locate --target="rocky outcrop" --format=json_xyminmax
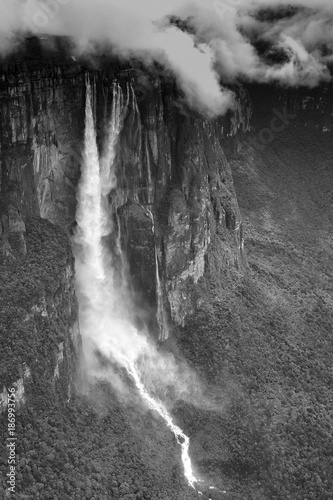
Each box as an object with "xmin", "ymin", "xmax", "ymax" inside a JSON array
[{"xmin": 0, "ymin": 366, "xmax": 30, "ymax": 413}]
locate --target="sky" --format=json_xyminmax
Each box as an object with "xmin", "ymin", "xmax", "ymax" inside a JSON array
[{"xmin": 2, "ymin": 0, "xmax": 333, "ymax": 115}]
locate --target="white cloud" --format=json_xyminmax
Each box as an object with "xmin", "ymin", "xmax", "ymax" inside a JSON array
[{"xmin": 1, "ymin": 0, "xmax": 333, "ymax": 115}]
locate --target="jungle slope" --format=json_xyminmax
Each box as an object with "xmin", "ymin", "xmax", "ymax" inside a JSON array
[
  {"xmin": 179, "ymin": 90, "xmax": 333, "ymax": 500},
  {"xmin": 0, "ymin": 218, "xmax": 199, "ymax": 500}
]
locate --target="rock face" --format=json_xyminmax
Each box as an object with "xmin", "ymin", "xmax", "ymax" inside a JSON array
[
  {"xmin": 0, "ymin": 40, "xmax": 249, "ymax": 349},
  {"xmin": 106, "ymin": 75, "xmax": 249, "ymax": 335},
  {"xmin": 0, "ymin": 42, "xmax": 82, "ymax": 402},
  {"xmin": 1, "ymin": 39, "xmax": 332, "ymax": 388},
  {"xmin": 0, "ymin": 49, "xmax": 84, "ymax": 234}
]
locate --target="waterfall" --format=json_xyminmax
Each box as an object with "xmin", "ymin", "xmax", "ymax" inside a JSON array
[
  {"xmin": 128, "ymin": 85, "xmax": 168, "ymax": 341},
  {"xmin": 146, "ymin": 208, "xmax": 169, "ymax": 341},
  {"xmin": 100, "ymin": 80, "xmax": 126, "ymax": 196},
  {"xmin": 155, "ymin": 250, "xmax": 169, "ymax": 341},
  {"xmin": 73, "ymin": 77, "xmax": 206, "ymax": 492},
  {"xmin": 145, "ymin": 133, "xmax": 154, "ymax": 204}
]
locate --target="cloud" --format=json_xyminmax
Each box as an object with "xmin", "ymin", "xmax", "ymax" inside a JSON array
[{"xmin": 1, "ymin": 0, "xmax": 333, "ymax": 115}]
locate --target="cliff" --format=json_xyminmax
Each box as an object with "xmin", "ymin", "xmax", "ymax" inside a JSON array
[
  {"xmin": 0, "ymin": 38, "xmax": 250, "ymax": 500},
  {"xmin": 0, "ymin": 38, "xmax": 249, "ymax": 361},
  {"xmin": 0, "ymin": 41, "xmax": 84, "ymax": 408},
  {"xmin": 0, "ymin": 38, "xmax": 333, "ymax": 500}
]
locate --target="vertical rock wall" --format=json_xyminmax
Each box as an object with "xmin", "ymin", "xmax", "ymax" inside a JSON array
[
  {"xmin": 0, "ymin": 44, "xmax": 249, "ymax": 399},
  {"xmin": 0, "ymin": 51, "xmax": 84, "ymax": 402},
  {"xmin": 112, "ymin": 80, "xmax": 249, "ymax": 333}
]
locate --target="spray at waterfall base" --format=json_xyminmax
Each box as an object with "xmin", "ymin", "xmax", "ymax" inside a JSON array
[{"xmin": 73, "ymin": 77, "xmax": 225, "ymax": 496}]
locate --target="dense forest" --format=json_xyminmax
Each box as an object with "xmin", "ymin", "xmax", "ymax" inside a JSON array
[{"xmin": 179, "ymin": 119, "xmax": 333, "ymax": 499}]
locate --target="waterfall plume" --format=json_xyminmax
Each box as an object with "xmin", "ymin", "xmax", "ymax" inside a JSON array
[{"xmin": 73, "ymin": 76, "xmax": 212, "ymax": 493}]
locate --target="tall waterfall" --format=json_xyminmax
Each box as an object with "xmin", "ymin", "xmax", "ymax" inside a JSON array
[{"xmin": 73, "ymin": 77, "xmax": 204, "ymax": 492}]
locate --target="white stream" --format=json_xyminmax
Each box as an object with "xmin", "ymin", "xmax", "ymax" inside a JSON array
[{"xmin": 73, "ymin": 77, "xmax": 206, "ymax": 492}]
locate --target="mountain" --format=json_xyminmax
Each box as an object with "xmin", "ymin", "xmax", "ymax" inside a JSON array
[{"xmin": 0, "ymin": 38, "xmax": 332, "ymax": 500}]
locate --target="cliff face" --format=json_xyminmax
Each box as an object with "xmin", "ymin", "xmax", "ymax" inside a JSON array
[
  {"xmin": 114, "ymin": 81, "xmax": 249, "ymax": 334},
  {"xmin": 2, "ymin": 42, "xmax": 331, "ymax": 395},
  {"xmin": 0, "ymin": 43, "xmax": 249, "ymax": 357},
  {"xmin": 0, "ymin": 42, "xmax": 332, "ymax": 389},
  {"xmin": 0, "ymin": 58, "xmax": 84, "ymax": 233},
  {"xmin": 0, "ymin": 44, "xmax": 84, "ymax": 403}
]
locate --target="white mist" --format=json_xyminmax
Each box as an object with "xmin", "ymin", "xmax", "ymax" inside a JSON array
[{"xmin": 73, "ymin": 77, "xmax": 205, "ymax": 491}]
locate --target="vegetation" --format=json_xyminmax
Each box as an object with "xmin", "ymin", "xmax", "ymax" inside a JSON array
[
  {"xmin": 0, "ymin": 217, "xmax": 199, "ymax": 500},
  {"xmin": 0, "ymin": 385, "xmax": 199, "ymax": 500},
  {"xmin": 0, "ymin": 217, "xmax": 76, "ymax": 386},
  {"xmin": 177, "ymin": 123, "xmax": 333, "ymax": 499}
]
